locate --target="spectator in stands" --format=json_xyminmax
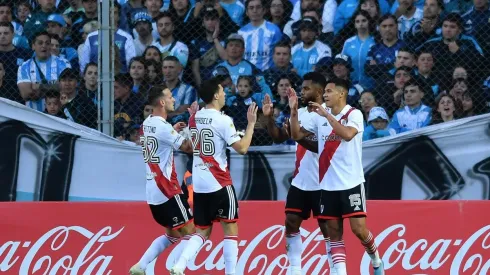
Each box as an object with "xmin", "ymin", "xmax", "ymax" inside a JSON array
[
  {"xmin": 0, "ymin": 2, "xmax": 23, "ymax": 36},
  {"xmin": 220, "ymin": 0, "xmax": 245, "ymax": 27},
  {"xmin": 190, "ymin": 6, "xmax": 227, "ymax": 86},
  {"xmin": 145, "ymin": 59, "xmax": 163, "ymax": 85},
  {"xmin": 453, "ymin": 66, "xmax": 468, "ymax": 80},
  {"xmin": 44, "ymin": 89, "xmax": 66, "ymax": 118},
  {"xmin": 291, "ymin": 0, "xmax": 338, "ymax": 36},
  {"xmin": 50, "ymin": 34, "xmax": 79, "ymax": 70},
  {"xmin": 81, "ymin": 62, "xmax": 98, "ymax": 104},
  {"xmin": 129, "ymin": 57, "xmax": 150, "ymax": 98},
  {"xmin": 390, "ymin": 78, "xmax": 432, "ymax": 133},
  {"xmin": 152, "ymin": 11, "xmax": 189, "ymax": 67},
  {"xmin": 210, "ymin": 65, "xmax": 235, "ymax": 99},
  {"xmin": 334, "ymin": 0, "xmax": 390, "ymax": 35},
  {"xmin": 59, "ymin": 68, "xmax": 97, "ymax": 128},
  {"xmin": 17, "ymin": 31, "xmax": 71, "ymax": 111},
  {"xmin": 167, "ymin": 0, "xmax": 197, "ymax": 43},
  {"xmin": 448, "ymin": 78, "xmax": 469, "ymax": 104},
  {"xmin": 418, "ymin": 13, "xmax": 484, "ymax": 83},
  {"xmin": 77, "ymin": 20, "xmax": 98, "ymax": 58},
  {"xmin": 265, "ymin": 0, "xmax": 292, "ymax": 30},
  {"xmin": 114, "ymin": 73, "xmax": 145, "ymax": 135},
  {"xmin": 15, "ymin": 1, "xmax": 32, "ymax": 25},
  {"xmin": 385, "ymin": 65, "xmax": 414, "ymax": 115},
  {"xmin": 358, "ymin": 90, "xmax": 378, "ymax": 122},
  {"xmin": 391, "ymin": 0, "xmax": 424, "ymax": 15},
  {"xmin": 274, "ymin": 75, "xmax": 293, "ymax": 106},
  {"xmin": 23, "ymin": 0, "xmax": 58, "ymax": 41},
  {"xmin": 0, "ymin": 22, "xmax": 31, "ymax": 102},
  {"xmin": 226, "ymin": 75, "xmax": 265, "ymax": 130},
  {"xmin": 143, "ymin": 45, "xmax": 164, "ymax": 63},
  {"xmin": 72, "ymin": 0, "xmax": 98, "ymax": 46},
  {"xmin": 63, "ymin": 0, "xmax": 84, "ymax": 24},
  {"xmin": 415, "ymin": 50, "xmax": 440, "ymax": 97},
  {"xmin": 365, "ymin": 15, "xmax": 405, "ymax": 80},
  {"xmin": 143, "ymin": 103, "xmax": 153, "ymax": 119},
  {"xmin": 363, "ymin": 106, "xmax": 396, "ymax": 140},
  {"xmin": 46, "ymin": 14, "xmax": 70, "ymax": 46},
  {"xmin": 263, "ymin": 41, "xmax": 302, "ymax": 94},
  {"xmin": 342, "ymin": 10, "xmax": 376, "ymax": 89},
  {"xmin": 132, "ymin": 12, "xmax": 156, "ymax": 56},
  {"xmin": 120, "ymin": 0, "xmax": 146, "ymax": 33},
  {"xmin": 462, "ymin": 90, "xmax": 488, "ymax": 117},
  {"xmin": 393, "ymin": 0, "xmax": 423, "ymax": 39},
  {"xmin": 291, "ymin": 16, "xmax": 332, "ymax": 77},
  {"xmin": 463, "ymin": 0, "xmax": 490, "ymax": 62},
  {"xmin": 162, "ymin": 56, "xmax": 196, "ymax": 123},
  {"xmin": 283, "ymin": 8, "xmax": 319, "ymax": 44},
  {"xmin": 80, "ymin": 2, "xmax": 136, "ymax": 73},
  {"xmin": 331, "ymin": 54, "xmax": 365, "ymax": 106},
  {"xmin": 238, "ymin": 0, "xmax": 282, "ymax": 71},
  {"xmin": 431, "ymin": 93, "xmax": 457, "ymax": 124},
  {"xmin": 404, "ymin": 0, "xmax": 444, "ymax": 50}
]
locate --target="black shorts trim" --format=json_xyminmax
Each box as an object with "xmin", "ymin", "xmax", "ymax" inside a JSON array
[{"xmin": 285, "ymin": 185, "xmax": 322, "ymax": 220}]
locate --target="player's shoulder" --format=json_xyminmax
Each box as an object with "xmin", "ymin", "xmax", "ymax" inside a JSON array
[
  {"xmin": 143, "ymin": 115, "xmax": 171, "ymax": 129},
  {"xmin": 347, "ymin": 106, "xmax": 363, "ymax": 118}
]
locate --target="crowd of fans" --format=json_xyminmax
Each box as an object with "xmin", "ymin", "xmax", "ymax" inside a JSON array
[{"xmin": 0, "ymin": 0, "xmax": 489, "ymax": 144}]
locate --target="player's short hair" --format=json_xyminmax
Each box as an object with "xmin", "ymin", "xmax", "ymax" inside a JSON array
[
  {"xmin": 328, "ymin": 77, "xmax": 350, "ymax": 92},
  {"xmin": 304, "ymin": 72, "xmax": 327, "ymax": 89},
  {"xmin": 199, "ymin": 78, "xmax": 221, "ymax": 104},
  {"xmin": 0, "ymin": 22, "xmax": 13, "ymax": 33},
  {"xmin": 114, "ymin": 73, "xmax": 133, "ymax": 88},
  {"xmin": 155, "ymin": 11, "xmax": 174, "ymax": 24},
  {"xmin": 148, "ymin": 85, "xmax": 170, "ymax": 106}
]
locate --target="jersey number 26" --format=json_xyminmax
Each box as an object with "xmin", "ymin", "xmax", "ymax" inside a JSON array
[{"xmin": 190, "ymin": 128, "xmax": 215, "ymax": 156}]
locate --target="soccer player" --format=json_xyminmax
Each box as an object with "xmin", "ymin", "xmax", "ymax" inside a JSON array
[
  {"xmin": 289, "ymin": 78, "xmax": 385, "ymax": 275},
  {"xmin": 129, "ymin": 85, "xmax": 197, "ymax": 275},
  {"xmin": 170, "ymin": 79, "xmax": 258, "ymax": 275},
  {"xmin": 261, "ymin": 72, "xmax": 336, "ymax": 275}
]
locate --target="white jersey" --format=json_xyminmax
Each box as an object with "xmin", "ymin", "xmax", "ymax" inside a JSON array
[
  {"xmin": 292, "ymin": 107, "xmax": 320, "ymax": 191},
  {"xmin": 189, "ymin": 109, "xmax": 241, "ymax": 193},
  {"xmin": 142, "ymin": 115, "xmax": 185, "ymax": 205},
  {"xmin": 302, "ymin": 105, "xmax": 365, "ymax": 191}
]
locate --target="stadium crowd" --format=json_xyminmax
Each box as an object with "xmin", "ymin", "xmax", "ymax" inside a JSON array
[{"xmin": 0, "ymin": 0, "xmax": 489, "ymax": 144}]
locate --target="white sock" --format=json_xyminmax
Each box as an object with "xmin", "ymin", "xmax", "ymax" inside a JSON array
[
  {"xmin": 325, "ymin": 237, "xmax": 335, "ymax": 274},
  {"xmin": 370, "ymin": 250, "xmax": 382, "ymax": 267},
  {"xmin": 223, "ymin": 236, "xmax": 238, "ymax": 275},
  {"xmin": 138, "ymin": 234, "xmax": 178, "ymax": 269},
  {"xmin": 173, "ymin": 233, "xmax": 205, "ymax": 270},
  {"xmin": 286, "ymin": 232, "xmax": 302, "ymax": 271},
  {"xmin": 334, "ymin": 262, "xmax": 347, "ymax": 275},
  {"xmin": 171, "ymin": 236, "xmax": 190, "ymax": 265}
]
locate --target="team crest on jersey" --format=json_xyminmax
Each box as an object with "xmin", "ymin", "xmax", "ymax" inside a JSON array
[{"xmin": 340, "ymin": 119, "xmax": 347, "ymax": 125}]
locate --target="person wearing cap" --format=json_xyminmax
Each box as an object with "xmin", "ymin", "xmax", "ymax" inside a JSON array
[
  {"xmin": 291, "ymin": 16, "xmax": 332, "ymax": 77},
  {"xmin": 389, "ymin": 77, "xmax": 432, "ymax": 133},
  {"xmin": 417, "ymin": 13, "xmax": 484, "ymax": 83},
  {"xmin": 331, "ymin": 54, "xmax": 366, "ymax": 106},
  {"xmin": 190, "ymin": 6, "xmax": 227, "ymax": 86},
  {"xmin": 59, "ymin": 68, "xmax": 98, "ymax": 129},
  {"xmin": 215, "ymin": 33, "xmax": 272, "ymax": 96},
  {"xmin": 119, "ymin": 0, "xmax": 147, "ymax": 33},
  {"xmin": 238, "ymin": 0, "xmax": 282, "ymax": 71},
  {"xmin": 404, "ymin": 0, "xmax": 444, "ymax": 50},
  {"xmin": 341, "ymin": 10, "xmax": 376, "ymax": 89},
  {"xmin": 80, "ymin": 2, "xmax": 136, "ymax": 74},
  {"xmin": 23, "ymin": 0, "xmax": 58, "ymax": 41},
  {"xmin": 151, "ymin": 11, "xmax": 189, "ymax": 68},
  {"xmin": 362, "ymin": 106, "xmax": 396, "ymax": 141},
  {"xmin": 46, "ymin": 14, "xmax": 68, "ymax": 41},
  {"xmin": 132, "ymin": 12, "xmax": 156, "ymax": 56}
]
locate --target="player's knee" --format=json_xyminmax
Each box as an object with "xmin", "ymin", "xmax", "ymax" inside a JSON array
[
  {"xmin": 178, "ymin": 223, "xmax": 195, "ymax": 236},
  {"xmin": 350, "ymin": 223, "xmax": 366, "ymax": 239},
  {"xmin": 285, "ymin": 214, "xmax": 301, "ymax": 234},
  {"xmin": 317, "ymin": 220, "xmax": 329, "ymax": 237}
]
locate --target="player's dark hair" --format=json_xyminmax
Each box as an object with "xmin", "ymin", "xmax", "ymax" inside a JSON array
[
  {"xmin": 148, "ymin": 85, "xmax": 169, "ymax": 106},
  {"xmin": 199, "ymin": 78, "xmax": 221, "ymax": 104},
  {"xmin": 304, "ymin": 72, "xmax": 327, "ymax": 89},
  {"xmin": 114, "ymin": 73, "xmax": 133, "ymax": 88},
  {"xmin": 31, "ymin": 31, "xmax": 50, "ymax": 46},
  {"xmin": 155, "ymin": 11, "xmax": 174, "ymax": 24},
  {"xmin": 329, "ymin": 77, "xmax": 350, "ymax": 92},
  {"xmin": 0, "ymin": 22, "xmax": 14, "ymax": 33}
]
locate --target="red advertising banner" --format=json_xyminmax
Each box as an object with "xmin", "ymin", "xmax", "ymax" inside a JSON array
[{"xmin": 0, "ymin": 201, "xmax": 489, "ymax": 275}]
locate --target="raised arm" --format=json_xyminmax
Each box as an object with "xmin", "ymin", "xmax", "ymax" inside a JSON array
[
  {"xmin": 309, "ymin": 102, "xmax": 359, "ymax": 141},
  {"xmin": 231, "ymin": 103, "xmax": 258, "ymax": 154},
  {"xmin": 262, "ymin": 94, "xmax": 289, "ymax": 143},
  {"xmin": 288, "ymin": 88, "xmax": 313, "ymax": 141}
]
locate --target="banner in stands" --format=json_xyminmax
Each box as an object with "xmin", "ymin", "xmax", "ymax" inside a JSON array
[
  {"xmin": 1, "ymin": 98, "xmax": 490, "ymax": 201},
  {"xmin": 0, "ymin": 201, "xmax": 489, "ymax": 275}
]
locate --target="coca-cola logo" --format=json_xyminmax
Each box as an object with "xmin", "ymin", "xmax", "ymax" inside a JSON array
[{"xmin": 0, "ymin": 226, "xmax": 124, "ymax": 274}]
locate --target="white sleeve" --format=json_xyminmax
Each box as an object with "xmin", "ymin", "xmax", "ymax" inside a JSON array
[
  {"xmin": 79, "ymin": 35, "xmax": 92, "ymax": 73},
  {"xmin": 221, "ymin": 115, "xmax": 241, "ymax": 146},
  {"xmin": 156, "ymin": 121, "xmax": 185, "ymax": 150},
  {"xmin": 322, "ymin": 0, "xmax": 338, "ymax": 33},
  {"xmin": 346, "ymin": 109, "xmax": 364, "ymax": 133},
  {"xmin": 291, "ymin": 1, "xmax": 301, "ymax": 21},
  {"xmin": 124, "ymin": 35, "xmax": 137, "ymax": 65},
  {"xmin": 300, "ymin": 113, "xmax": 318, "ymax": 136}
]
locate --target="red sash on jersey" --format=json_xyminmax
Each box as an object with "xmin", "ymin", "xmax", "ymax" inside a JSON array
[
  {"xmin": 293, "ymin": 145, "xmax": 307, "ymax": 178},
  {"xmin": 147, "ymin": 157, "xmax": 182, "ymax": 198},
  {"xmin": 318, "ymin": 107, "xmax": 356, "ymax": 182}
]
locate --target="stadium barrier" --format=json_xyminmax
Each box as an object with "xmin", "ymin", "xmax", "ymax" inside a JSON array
[{"xmin": 0, "ymin": 201, "xmax": 489, "ymax": 274}]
